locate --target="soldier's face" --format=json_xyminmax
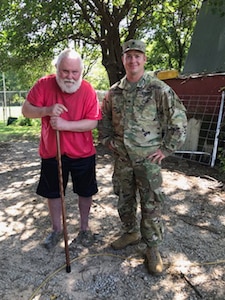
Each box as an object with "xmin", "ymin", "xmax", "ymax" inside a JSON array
[{"xmin": 122, "ymin": 50, "xmax": 146, "ymax": 76}]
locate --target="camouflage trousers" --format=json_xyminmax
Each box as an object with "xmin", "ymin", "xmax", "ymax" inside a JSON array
[{"xmin": 112, "ymin": 156, "xmax": 166, "ymax": 247}]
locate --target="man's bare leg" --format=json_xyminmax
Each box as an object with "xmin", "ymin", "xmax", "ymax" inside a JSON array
[
  {"xmin": 47, "ymin": 198, "xmax": 62, "ymax": 232},
  {"xmin": 78, "ymin": 196, "xmax": 92, "ymax": 231}
]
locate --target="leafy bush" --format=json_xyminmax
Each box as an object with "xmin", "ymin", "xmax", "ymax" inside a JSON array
[
  {"xmin": 12, "ymin": 94, "xmax": 26, "ymax": 105},
  {"xmin": 16, "ymin": 116, "xmax": 41, "ymax": 127},
  {"xmin": 217, "ymin": 147, "xmax": 225, "ymax": 174},
  {"xmin": 92, "ymin": 128, "xmax": 99, "ymax": 145}
]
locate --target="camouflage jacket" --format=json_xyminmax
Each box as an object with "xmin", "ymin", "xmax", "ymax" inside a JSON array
[{"xmin": 100, "ymin": 72, "xmax": 187, "ymax": 160}]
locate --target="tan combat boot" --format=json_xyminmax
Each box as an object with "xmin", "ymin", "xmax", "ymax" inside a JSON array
[
  {"xmin": 111, "ymin": 232, "xmax": 140, "ymax": 250},
  {"xmin": 146, "ymin": 246, "xmax": 163, "ymax": 275}
]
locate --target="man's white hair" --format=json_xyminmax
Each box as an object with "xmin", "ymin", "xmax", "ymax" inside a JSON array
[{"xmin": 55, "ymin": 48, "xmax": 84, "ymax": 71}]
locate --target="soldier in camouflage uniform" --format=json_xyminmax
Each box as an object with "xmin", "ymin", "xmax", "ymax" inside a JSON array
[{"xmin": 100, "ymin": 39, "xmax": 187, "ymax": 275}]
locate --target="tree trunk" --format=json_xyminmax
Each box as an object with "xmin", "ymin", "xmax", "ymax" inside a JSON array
[{"xmin": 100, "ymin": 29, "xmax": 126, "ymax": 86}]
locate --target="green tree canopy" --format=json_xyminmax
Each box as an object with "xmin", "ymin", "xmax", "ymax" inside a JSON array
[
  {"xmin": 1, "ymin": 0, "xmax": 158, "ymax": 85},
  {"xmin": 145, "ymin": 0, "xmax": 202, "ymax": 71},
  {"xmin": 0, "ymin": 0, "xmax": 219, "ymax": 89}
]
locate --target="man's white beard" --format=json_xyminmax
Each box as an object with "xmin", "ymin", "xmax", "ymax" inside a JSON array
[{"xmin": 56, "ymin": 74, "xmax": 82, "ymax": 94}]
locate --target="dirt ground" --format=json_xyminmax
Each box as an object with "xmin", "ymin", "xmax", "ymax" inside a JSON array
[{"xmin": 0, "ymin": 139, "xmax": 225, "ymax": 300}]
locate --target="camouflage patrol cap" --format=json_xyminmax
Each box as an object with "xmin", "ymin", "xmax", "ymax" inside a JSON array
[{"xmin": 122, "ymin": 39, "xmax": 146, "ymax": 54}]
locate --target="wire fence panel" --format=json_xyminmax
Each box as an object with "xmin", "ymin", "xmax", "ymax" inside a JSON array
[{"xmin": 175, "ymin": 93, "xmax": 225, "ymax": 166}]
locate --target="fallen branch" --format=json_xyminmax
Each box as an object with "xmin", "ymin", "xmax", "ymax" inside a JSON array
[
  {"xmin": 180, "ymin": 272, "xmax": 203, "ymax": 298},
  {"xmin": 178, "ymin": 215, "xmax": 222, "ymax": 235}
]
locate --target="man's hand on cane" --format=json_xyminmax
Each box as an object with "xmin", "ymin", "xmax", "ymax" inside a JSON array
[{"xmin": 50, "ymin": 104, "xmax": 68, "ymax": 131}]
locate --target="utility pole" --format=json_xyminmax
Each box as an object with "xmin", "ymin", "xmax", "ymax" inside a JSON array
[{"xmin": 2, "ymin": 72, "xmax": 7, "ymax": 123}]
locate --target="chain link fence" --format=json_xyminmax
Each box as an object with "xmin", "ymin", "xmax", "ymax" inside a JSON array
[{"xmin": 0, "ymin": 91, "xmax": 28, "ymax": 123}]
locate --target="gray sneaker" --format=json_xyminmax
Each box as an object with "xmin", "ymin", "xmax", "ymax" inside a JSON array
[
  {"xmin": 71, "ymin": 230, "xmax": 95, "ymax": 248},
  {"xmin": 43, "ymin": 231, "xmax": 63, "ymax": 250}
]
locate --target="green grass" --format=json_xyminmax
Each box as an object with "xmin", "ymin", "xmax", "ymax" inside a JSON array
[
  {"xmin": 0, "ymin": 119, "xmax": 99, "ymax": 143},
  {"xmin": 0, "ymin": 120, "xmax": 40, "ymax": 142}
]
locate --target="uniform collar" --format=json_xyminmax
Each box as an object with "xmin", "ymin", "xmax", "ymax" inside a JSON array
[{"xmin": 117, "ymin": 72, "xmax": 148, "ymax": 90}]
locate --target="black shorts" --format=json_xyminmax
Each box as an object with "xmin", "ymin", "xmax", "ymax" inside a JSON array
[{"xmin": 36, "ymin": 155, "xmax": 98, "ymax": 198}]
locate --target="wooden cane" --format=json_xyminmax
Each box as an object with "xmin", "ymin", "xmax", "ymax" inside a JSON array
[{"xmin": 56, "ymin": 130, "xmax": 71, "ymax": 273}]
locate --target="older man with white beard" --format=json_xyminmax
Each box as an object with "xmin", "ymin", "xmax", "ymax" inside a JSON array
[{"xmin": 22, "ymin": 49, "xmax": 102, "ymax": 250}]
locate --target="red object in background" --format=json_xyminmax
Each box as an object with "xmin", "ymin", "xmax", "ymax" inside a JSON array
[
  {"xmin": 164, "ymin": 73, "xmax": 225, "ymax": 96},
  {"xmin": 164, "ymin": 74, "xmax": 225, "ymax": 115}
]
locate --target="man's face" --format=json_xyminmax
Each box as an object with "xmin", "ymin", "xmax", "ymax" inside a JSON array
[
  {"xmin": 122, "ymin": 50, "xmax": 146, "ymax": 77},
  {"xmin": 56, "ymin": 57, "xmax": 82, "ymax": 93}
]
